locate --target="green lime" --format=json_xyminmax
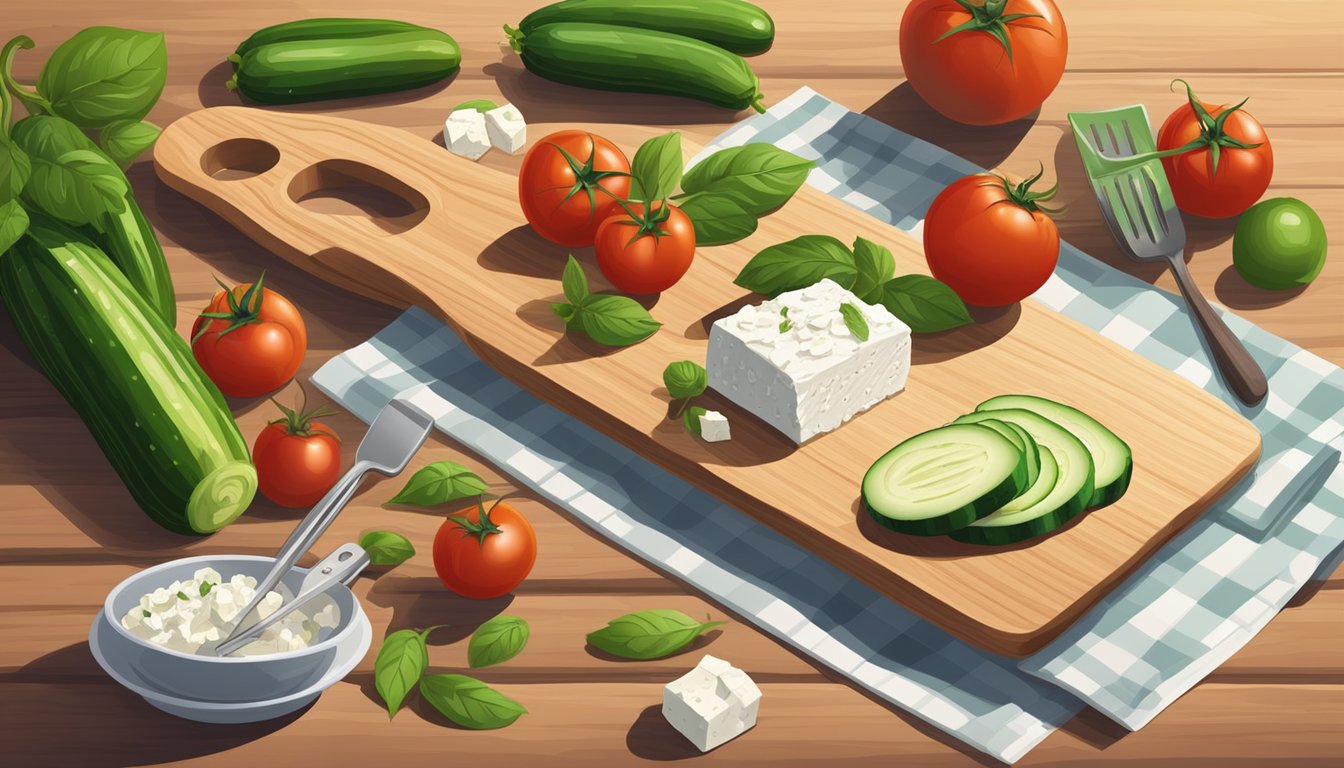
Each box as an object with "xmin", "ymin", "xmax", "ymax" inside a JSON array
[{"xmin": 1232, "ymin": 198, "xmax": 1327, "ymax": 290}]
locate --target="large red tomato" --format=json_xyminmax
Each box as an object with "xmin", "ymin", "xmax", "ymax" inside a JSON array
[
  {"xmin": 923, "ymin": 171, "xmax": 1060, "ymax": 306},
  {"xmin": 519, "ymin": 130, "xmax": 632, "ymax": 247},
  {"xmin": 191, "ymin": 274, "xmax": 307, "ymax": 398},
  {"xmin": 900, "ymin": 0, "xmax": 1068, "ymax": 125},
  {"xmin": 1157, "ymin": 81, "xmax": 1273, "ymax": 219},
  {"xmin": 433, "ymin": 500, "xmax": 537, "ymax": 599},
  {"xmin": 594, "ymin": 202, "xmax": 696, "ymax": 294},
  {"xmin": 253, "ymin": 387, "xmax": 341, "ymax": 508}
]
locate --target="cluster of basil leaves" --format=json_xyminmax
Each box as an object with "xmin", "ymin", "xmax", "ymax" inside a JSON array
[{"xmin": 0, "ymin": 28, "xmax": 167, "ymax": 254}]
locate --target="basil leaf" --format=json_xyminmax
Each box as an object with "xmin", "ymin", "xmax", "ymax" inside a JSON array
[
  {"xmin": 838, "ymin": 302, "xmax": 870, "ymax": 341},
  {"xmin": 12, "ymin": 116, "xmax": 127, "ymax": 226},
  {"xmin": 98, "ymin": 119, "xmax": 160, "ymax": 169},
  {"xmin": 176, "ymin": 591, "xmax": 189, "ymax": 600},
  {"xmin": 586, "ymin": 609, "xmax": 724, "ymax": 660},
  {"xmin": 359, "ymin": 530, "xmax": 416, "ymax": 566},
  {"xmin": 662, "ymin": 361, "xmax": 707, "ymax": 400},
  {"xmin": 733, "ymin": 235, "xmax": 856, "ymax": 297},
  {"xmin": 682, "ymin": 406, "xmax": 707, "ymax": 437},
  {"xmin": 561, "ymin": 253, "xmax": 588, "ymax": 305},
  {"xmin": 198, "ymin": 581, "xmax": 214, "ymax": 597},
  {"xmin": 452, "ymin": 99, "xmax": 497, "ymax": 113},
  {"xmin": 387, "ymin": 461, "xmax": 489, "ymax": 507},
  {"xmin": 467, "ymin": 615, "xmax": 530, "ymax": 669},
  {"xmin": 0, "ymin": 200, "xmax": 30, "ymax": 253},
  {"xmin": 851, "ymin": 237, "xmax": 895, "ymax": 304},
  {"xmin": 576, "ymin": 294, "xmax": 661, "ymax": 346},
  {"xmin": 0, "ymin": 137, "xmax": 32, "ymax": 201},
  {"xmin": 678, "ymin": 193, "xmax": 757, "ymax": 246},
  {"xmin": 418, "ymin": 674, "xmax": 527, "ymax": 730},
  {"xmin": 629, "ymin": 131, "xmax": 683, "ymax": 203},
  {"xmin": 374, "ymin": 628, "xmax": 428, "ymax": 719},
  {"xmin": 679, "ymin": 144, "xmax": 813, "ymax": 215},
  {"xmin": 39, "ymin": 27, "xmax": 167, "ymax": 128},
  {"xmin": 880, "ymin": 275, "xmax": 973, "ymax": 333}
]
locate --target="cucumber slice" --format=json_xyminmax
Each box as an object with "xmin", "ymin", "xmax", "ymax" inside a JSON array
[
  {"xmin": 949, "ymin": 410, "xmax": 1094, "ymax": 545},
  {"xmin": 977, "ymin": 395, "xmax": 1132, "ymax": 507},
  {"xmin": 863, "ymin": 424, "xmax": 1030, "ymax": 536},
  {"xmin": 950, "ymin": 415, "xmax": 1040, "ymax": 488}
]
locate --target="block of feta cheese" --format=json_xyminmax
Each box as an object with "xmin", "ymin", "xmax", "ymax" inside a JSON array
[
  {"xmin": 444, "ymin": 108, "xmax": 490, "ymax": 161},
  {"xmin": 483, "ymin": 103, "xmax": 527, "ymax": 154},
  {"xmin": 662, "ymin": 655, "xmax": 761, "ymax": 752},
  {"xmin": 698, "ymin": 410, "xmax": 731, "ymax": 443},
  {"xmin": 706, "ymin": 279, "xmax": 911, "ymax": 444}
]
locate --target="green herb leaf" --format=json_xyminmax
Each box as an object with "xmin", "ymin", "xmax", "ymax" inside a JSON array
[
  {"xmin": 198, "ymin": 581, "xmax": 214, "ymax": 597},
  {"xmin": 561, "ymin": 254, "xmax": 589, "ymax": 305},
  {"xmin": 679, "ymin": 144, "xmax": 814, "ymax": 215},
  {"xmin": 879, "ymin": 275, "xmax": 973, "ymax": 333},
  {"xmin": 11, "ymin": 116, "xmax": 127, "ymax": 226},
  {"xmin": 629, "ymin": 131, "xmax": 683, "ymax": 203},
  {"xmin": 0, "ymin": 137, "xmax": 32, "ymax": 201},
  {"xmin": 681, "ymin": 406, "xmax": 707, "ymax": 437},
  {"xmin": 418, "ymin": 674, "xmax": 527, "ymax": 730},
  {"xmin": 142, "ymin": 609, "xmax": 151, "ymax": 617},
  {"xmin": 0, "ymin": 199, "xmax": 30, "ymax": 253},
  {"xmin": 452, "ymin": 99, "xmax": 497, "ymax": 113},
  {"xmin": 359, "ymin": 530, "xmax": 416, "ymax": 566},
  {"xmin": 851, "ymin": 237, "xmax": 895, "ymax": 304},
  {"xmin": 662, "ymin": 361, "xmax": 708, "ymax": 400},
  {"xmin": 97, "ymin": 119, "xmax": 160, "ymax": 169},
  {"xmin": 677, "ymin": 193, "xmax": 758, "ymax": 246},
  {"xmin": 839, "ymin": 302, "xmax": 870, "ymax": 341},
  {"xmin": 176, "ymin": 591, "xmax": 189, "ymax": 600},
  {"xmin": 467, "ymin": 615, "xmax": 530, "ymax": 669},
  {"xmin": 576, "ymin": 294, "xmax": 661, "ymax": 346},
  {"xmin": 38, "ymin": 27, "xmax": 167, "ymax": 128},
  {"xmin": 734, "ymin": 234, "xmax": 857, "ymax": 297},
  {"xmin": 374, "ymin": 628, "xmax": 428, "ymax": 719},
  {"xmin": 387, "ymin": 461, "xmax": 489, "ymax": 507},
  {"xmin": 587, "ymin": 609, "xmax": 724, "ymax": 660}
]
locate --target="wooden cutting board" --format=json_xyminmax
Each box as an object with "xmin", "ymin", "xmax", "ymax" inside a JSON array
[{"xmin": 155, "ymin": 107, "xmax": 1260, "ymax": 656}]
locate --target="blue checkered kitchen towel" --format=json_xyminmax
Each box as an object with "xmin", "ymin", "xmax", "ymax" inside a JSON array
[{"xmin": 314, "ymin": 88, "xmax": 1344, "ymax": 762}]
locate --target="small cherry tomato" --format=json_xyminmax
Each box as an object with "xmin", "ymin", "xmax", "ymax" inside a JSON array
[
  {"xmin": 191, "ymin": 273, "xmax": 307, "ymax": 398},
  {"xmin": 433, "ymin": 500, "xmax": 537, "ymax": 599},
  {"xmin": 594, "ymin": 202, "xmax": 696, "ymax": 294},
  {"xmin": 253, "ymin": 385, "xmax": 341, "ymax": 508}
]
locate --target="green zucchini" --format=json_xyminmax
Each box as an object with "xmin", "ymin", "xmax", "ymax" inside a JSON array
[
  {"xmin": 94, "ymin": 195, "xmax": 176, "ymax": 327},
  {"xmin": 510, "ymin": 23, "xmax": 765, "ymax": 113},
  {"xmin": 233, "ymin": 18, "xmax": 426, "ymax": 58},
  {"xmin": 511, "ymin": 0, "xmax": 775, "ymax": 56},
  {"xmin": 0, "ymin": 217, "xmax": 256, "ymax": 535},
  {"xmin": 228, "ymin": 29, "xmax": 462, "ymax": 105}
]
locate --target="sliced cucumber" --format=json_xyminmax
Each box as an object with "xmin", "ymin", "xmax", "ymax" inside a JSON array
[
  {"xmin": 863, "ymin": 424, "xmax": 1030, "ymax": 536},
  {"xmin": 948, "ymin": 409, "xmax": 1094, "ymax": 545},
  {"xmin": 951, "ymin": 415, "xmax": 1039, "ymax": 488},
  {"xmin": 977, "ymin": 394, "xmax": 1132, "ymax": 507}
]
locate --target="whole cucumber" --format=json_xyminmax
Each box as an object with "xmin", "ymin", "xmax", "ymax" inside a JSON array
[
  {"xmin": 512, "ymin": 23, "xmax": 764, "ymax": 113},
  {"xmin": 233, "ymin": 17, "xmax": 426, "ymax": 59},
  {"xmin": 511, "ymin": 0, "xmax": 774, "ymax": 56},
  {"xmin": 228, "ymin": 29, "xmax": 461, "ymax": 105}
]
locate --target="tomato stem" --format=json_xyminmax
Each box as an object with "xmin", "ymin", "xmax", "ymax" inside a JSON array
[
  {"xmin": 550, "ymin": 137, "xmax": 631, "ymax": 226},
  {"xmin": 446, "ymin": 493, "xmax": 518, "ymax": 545},
  {"xmin": 266, "ymin": 380, "xmax": 341, "ymax": 440},
  {"xmin": 986, "ymin": 165, "xmax": 1064, "ymax": 216},
  {"xmin": 937, "ymin": 0, "xmax": 1044, "ymax": 63},
  {"xmin": 192, "ymin": 271, "xmax": 269, "ymax": 343}
]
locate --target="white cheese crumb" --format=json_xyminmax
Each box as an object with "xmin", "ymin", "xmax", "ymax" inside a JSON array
[
  {"xmin": 444, "ymin": 109, "xmax": 490, "ymax": 161},
  {"xmin": 483, "ymin": 103, "xmax": 527, "ymax": 154},
  {"xmin": 698, "ymin": 410, "xmax": 731, "ymax": 443},
  {"xmin": 662, "ymin": 655, "xmax": 761, "ymax": 752}
]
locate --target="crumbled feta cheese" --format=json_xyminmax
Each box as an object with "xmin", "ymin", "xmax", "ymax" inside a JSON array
[
  {"xmin": 444, "ymin": 109, "xmax": 490, "ymax": 161},
  {"xmin": 483, "ymin": 103, "xmax": 527, "ymax": 154},
  {"xmin": 120, "ymin": 567, "xmax": 339, "ymax": 656},
  {"xmin": 698, "ymin": 410, "xmax": 731, "ymax": 443},
  {"xmin": 662, "ymin": 655, "xmax": 761, "ymax": 752}
]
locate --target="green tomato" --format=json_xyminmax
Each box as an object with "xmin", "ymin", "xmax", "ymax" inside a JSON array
[{"xmin": 1232, "ymin": 198, "xmax": 1327, "ymax": 290}]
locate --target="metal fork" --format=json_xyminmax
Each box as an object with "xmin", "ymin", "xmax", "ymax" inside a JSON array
[{"xmin": 1069, "ymin": 106, "xmax": 1267, "ymax": 406}]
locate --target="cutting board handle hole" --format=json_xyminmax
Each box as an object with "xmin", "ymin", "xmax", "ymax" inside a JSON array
[
  {"xmin": 288, "ymin": 159, "xmax": 429, "ymax": 236},
  {"xmin": 201, "ymin": 138, "xmax": 280, "ymax": 181}
]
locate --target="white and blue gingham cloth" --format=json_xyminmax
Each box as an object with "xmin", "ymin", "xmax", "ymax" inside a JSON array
[{"xmin": 314, "ymin": 88, "xmax": 1344, "ymax": 762}]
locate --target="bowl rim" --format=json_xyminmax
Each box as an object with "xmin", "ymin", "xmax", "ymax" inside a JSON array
[{"xmin": 103, "ymin": 554, "xmax": 358, "ymax": 663}]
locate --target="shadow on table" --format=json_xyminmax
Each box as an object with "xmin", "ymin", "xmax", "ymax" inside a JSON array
[{"xmin": 862, "ymin": 83, "xmax": 1035, "ymax": 171}]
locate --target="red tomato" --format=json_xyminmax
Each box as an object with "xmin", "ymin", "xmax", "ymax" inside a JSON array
[
  {"xmin": 1157, "ymin": 81, "xmax": 1273, "ymax": 219},
  {"xmin": 433, "ymin": 501, "xmax": 537, "ymax": 599},
  {"xmin": 900, "ymin": 0, "xmax": 1068, "ymax": 125},
  {"xmin": 519, "ymin": 130, "xmax": 631, "ymax": 247},
  {"xmin": 594, "ymin": 202, "xmax": 696, "ymax": 294},
  {"xmin": 252, "ymin": 388, "xmax": 341, "ymax": 508},
  {"xmin": 191, "ymin": 274, "xmax": 307, "ymax": 398},
  {"xmin": 923, "ymin": 172, "xmax": 1060, "ymax": 307}
]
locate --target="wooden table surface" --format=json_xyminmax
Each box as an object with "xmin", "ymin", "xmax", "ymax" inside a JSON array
[{"xmin": 3, "ymin": 2, "xmax": 1341, "ymax": 765}]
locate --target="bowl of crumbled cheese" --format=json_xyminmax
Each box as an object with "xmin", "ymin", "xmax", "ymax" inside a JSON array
[{"xmin": 96, "ymin": 554, "xmax": 366, "ymax": 703}]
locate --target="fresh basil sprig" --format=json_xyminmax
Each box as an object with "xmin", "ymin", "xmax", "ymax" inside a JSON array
[
  {"xmin": 880, "ymin": 275, "xmax": 973, "ymax": 333},
  {"xmin": 629, "ymin": 131, "xmax": 683, "ymax": 203},
  {"xmin": 419, "ymin": 674, "xmax": 528, "ymax": 730},
  {"xmin": 467, "ymin": 615, "xmax": 530, "ymax": 669},
  {"xmin": 12, "ymin": 115, "xmax": 127, "ymax": 226},
  {"xmin": 677, "ymin": 143, "xmax": 814, "ymax": 214},
  {"xmin": 734, "ymin": 234, "xmax": 856, "ymax": 297},
  {"xmin": 98, "ymin": 119, "xmax": 161, "ymax": 170},
  {"xmin": 851, "ymin": 237, "xmax": 895, "ymax": 304},
  {"xmin": 359, "ymin": 530, "xmax": 416, "ymax": 566},
  {"xmin": 387, "ymin": 461, "xmax": 490, "ymax": 507},
  {"xmin": 676, "ymin": 193, "xmax": 756, "ymax": 246},
  {"xmin": 374, "ymin": 626, "xmax": 436, "ymax": 719},
  {"xmin": 550, "ymin": 255, "xmax": 661, "ymax": 347},
  {"xmin": 586, "ymin": 609, "xmax": 724, "ymax": 660},
  {"xmin": 36, "ymin": 27, "xmax": 167, "ymax": 128}
]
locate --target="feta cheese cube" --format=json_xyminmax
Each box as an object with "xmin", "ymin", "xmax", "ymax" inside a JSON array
[
  {"xmin": 698, "ymin": 410, "xmax": 731, "ymax": 443},
  {"xmin": 483, "ymin": 103, "xmax": 527, "ymax": 154},
  {"xmin": 662, "ymin": 655, "xmax": 761, "ymax": 752},
  {"xmin": 706, "ymin": 279, "xmax": 911, "ymax": 444},
  {"xmin": 444, "ymin": 109, "xmax": 490, "ymax": 161}
]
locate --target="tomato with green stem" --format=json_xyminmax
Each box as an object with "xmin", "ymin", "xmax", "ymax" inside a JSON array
[
  {"xmin": 594, "ymin": 201, "xmax": 696, "ymax": 294},
  {"xmin": 1157, "ymin": 80, "xmax": 1273, "ymax": 219},
  {"xmin": 191, "ymin": 273, "xmax": 307, "ymax": 398},
  {"xmin": 253, "ymin": 382, "xmax": 341, "ymax": 508},
  {"xmin": 519, "ymin": 130, "xmax": 631, "ymax": 247},
  {"xmin": 433, "ymin": 498, "xmax": 537, "ymax": 599}
]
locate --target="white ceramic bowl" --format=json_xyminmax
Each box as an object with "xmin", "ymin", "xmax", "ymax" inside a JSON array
[{"xmin": 99, "ymin": 555, "xmax": 363, "ymax": 703}]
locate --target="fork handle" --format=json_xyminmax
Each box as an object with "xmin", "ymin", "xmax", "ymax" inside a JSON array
[{"xmin": 1167, "ymin": 254, "xmax": 1268, "ymax": 406}]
